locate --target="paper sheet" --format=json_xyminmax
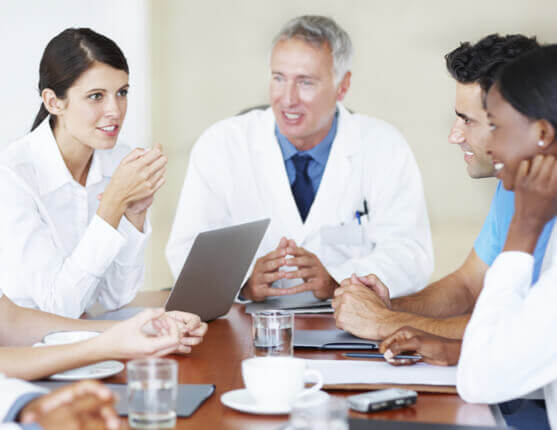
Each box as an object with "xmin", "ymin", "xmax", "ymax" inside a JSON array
[{"xmin": 305, "ymin": 359, "xmax": 457, "ymax": 386}]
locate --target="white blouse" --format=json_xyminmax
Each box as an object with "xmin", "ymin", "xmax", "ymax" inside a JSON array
[
  {"xmin": 0, "ymin": 119, "xmax": 150, "ymax": 318},
  {"xmin": 457, "ymin": 227, "xmax": 557, "ymax": 428},
  {"xmin": 0, "ymin": 374, "xmax": 46, "ymax": 430}
]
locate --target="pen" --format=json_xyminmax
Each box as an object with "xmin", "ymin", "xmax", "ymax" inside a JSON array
[
  {"xmin": 343, "ymin": 352, "xmax": 422, "ymax": 360},
  {"xmin": 363, "ymin": 199, "xmax": 369, "ymax": 220}
]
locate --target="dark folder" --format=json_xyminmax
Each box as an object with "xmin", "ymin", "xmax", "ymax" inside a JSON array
[
  {"xmin": 244, "ymin": 291, "xmax": 332, "ymax": 314},
  {"xmin": 294, "ymin": 329, "xmax": 379, "ymax": 350},
  {"xmin": 349, "ymin": 418, "xmax": 512, "ymax": 430},
  {"xmin": 34, "ymin": 382, "xmax": 215, "ymax": 417}
]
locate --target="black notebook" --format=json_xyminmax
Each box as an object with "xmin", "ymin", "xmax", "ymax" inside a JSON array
[
  {"xmin": 349, "ymin": 418, "xmax": 512, "ymax": 430},
  {"xmin": 294, "ymin": 329, "xmax": 378, "ymax": 350},
  {"xmin": 34, "ymin": 382, "xmax": 215, "ymax": 417}
]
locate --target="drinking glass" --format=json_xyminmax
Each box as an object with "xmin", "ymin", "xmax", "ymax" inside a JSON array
[
  {"xmin": 127, "ymin": 358, "xmax": 178, "ymax": 429},
  {"xmin": 289, "ymin": 396, "xmax": 349, "ymax": 430},
  {"xmin": 252, "ymin": 310, "xmax": 294, "ymax": 357}
]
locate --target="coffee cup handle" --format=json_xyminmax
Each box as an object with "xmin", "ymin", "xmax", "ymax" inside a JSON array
[{"xmin": 299, "ymin": 369, "xmax": 324, "ymax": 398}]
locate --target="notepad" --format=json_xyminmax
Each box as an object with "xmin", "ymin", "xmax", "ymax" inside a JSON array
[
  {"xmin": 34, "ymin": 382, "xmax": 215, "ymax": 417},
  {"xmin": 304, "ymin": 359, "xmax": 457, "ymax": 388}
]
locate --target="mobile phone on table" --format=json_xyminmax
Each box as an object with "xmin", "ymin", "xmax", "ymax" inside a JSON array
[{"xmin": 347, "ymin": 388, "xmax": 417, "ymax": 413}]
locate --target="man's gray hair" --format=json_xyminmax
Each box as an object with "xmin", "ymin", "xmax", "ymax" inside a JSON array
[{"xmin": 271, "ymin": 15, "xmax": 353, "ymax": 85}]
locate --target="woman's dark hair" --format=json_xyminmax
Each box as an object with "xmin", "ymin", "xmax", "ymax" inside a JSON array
[
  {"xmin": 445, "ymin": 33, "xmax": 539, "ymax": 92},
  {"xmin": 31, "ymin": 28, "xmax": 129, "ymax": 131},
  {"xmin": 496, "ymin": 44, "xmax": 557, "ymax": 131}
]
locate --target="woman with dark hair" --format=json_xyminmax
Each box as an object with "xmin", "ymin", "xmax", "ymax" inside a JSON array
[
  {"xmin": 376, "ymin": 45, "xmax": 557, "ymax": 427},
  {"xmin": 457, "ymin": 44, "xmax": 557, "ymax": 427},
  {"xmin": 0, "ymin": 28, "xmax": 166, "ymax": 318}
]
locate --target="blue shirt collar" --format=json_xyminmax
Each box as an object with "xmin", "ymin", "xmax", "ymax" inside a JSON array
[{"xmin": 275, "ymin": 110, "xmax": 338, "ymax": 165}]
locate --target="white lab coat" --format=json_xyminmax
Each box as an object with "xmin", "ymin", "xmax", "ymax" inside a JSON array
[
  {"xmin": 0, "ymin": 374, "xmax": 46, "ymax": 430},
  {"xmin": 166, "ymin": 104, "xmax": 433, "ymax": 297},
  {"xmin": 0, "ymin": 119, "xmax": 150, "ymax": 318},
  {"xmin": 457, "ymin": 225, "xmax": 557, "ymax": 428}
]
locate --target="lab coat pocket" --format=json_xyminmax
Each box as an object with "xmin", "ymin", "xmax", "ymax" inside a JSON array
[{"xmin": 320, "ymin": 222, "xmax": 364, "ymax": 246}]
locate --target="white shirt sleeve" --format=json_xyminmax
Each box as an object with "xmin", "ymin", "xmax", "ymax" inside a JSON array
[
  {"xmin": 0, "ymin": 378, "xmax": 46, "ymax": 423},
  {"xmin": 457, "ymin": 251, "xmax": 557, "ymax": 403},
  {"xmin": 0, "ymin": 168, "xmax": 147, "ymax": 318}
]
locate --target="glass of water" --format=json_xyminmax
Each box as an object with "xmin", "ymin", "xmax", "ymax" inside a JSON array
[
  {"xmin": 252, "ymin": 310, "xmax": 294, "ymax": 357},
  {"xmin": 127, "ymin": 358, "xmax": 178, "ymax": 429},
  {"xmin": 289, "ymin": 396, "xmax": 349, "ymax": 430}
]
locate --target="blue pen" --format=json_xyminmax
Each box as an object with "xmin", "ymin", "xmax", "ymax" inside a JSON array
[
  {"xmin": 355, "ymin": 211, "xmax": 362, "ymax": 225},
  {"xmin": 343, "ymin": 352, "xmax": 422, "ymax": 360}
]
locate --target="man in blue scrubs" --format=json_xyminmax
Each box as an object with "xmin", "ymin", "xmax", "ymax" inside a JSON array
[{"xmin": 332, "ymin": 34, "xmax": 548, "ymax": 429}]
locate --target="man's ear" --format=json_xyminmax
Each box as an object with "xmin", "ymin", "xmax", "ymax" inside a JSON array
[
  {"xmin": 41, "ymin": 88, "xmax": 64, "ymax": 116},
  {"xmin": 336, "ymin": 71, "xmax": 351, "ymax": 102}
]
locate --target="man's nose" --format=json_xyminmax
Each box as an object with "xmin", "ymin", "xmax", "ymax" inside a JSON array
[
  {"xmin": 284, "ymin": 82, "xmax": 299, "ymax": 106},
  {"xmin": 448, "ymin": 123, "xmax": 465, "ymax": 144}
]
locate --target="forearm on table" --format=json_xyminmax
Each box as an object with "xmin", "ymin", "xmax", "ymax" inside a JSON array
[
  {"xmin": 0, "ymin": 302, "xmax": 115, "ymax": 346},
  {"xmin": 380, "ymin": 311, "xmax": 470, "ymax": 339},
  {"xmin": 0, "ymin": 340, "xmax": 107, "ymax": 380},
  {"xmin": 391, "ymin": 271, "xmax": 477, "ymax": 317}
]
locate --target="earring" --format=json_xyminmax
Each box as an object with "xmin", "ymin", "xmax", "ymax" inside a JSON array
[{"xmin": 538, "ymin": 140, "xmax": 545, "ymax": 148}]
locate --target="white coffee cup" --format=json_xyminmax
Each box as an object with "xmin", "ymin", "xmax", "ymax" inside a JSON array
[{"xmin": 242, "ymin": 357, "xmax": 323, "ymax": 408}]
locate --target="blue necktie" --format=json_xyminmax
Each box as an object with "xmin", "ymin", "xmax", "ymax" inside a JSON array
[{"xmin": 291, "ymin": 154, "xmax": 315, "ymax": 222}]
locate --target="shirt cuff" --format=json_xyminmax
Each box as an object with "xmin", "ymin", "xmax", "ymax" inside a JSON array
[
  {"xmin": 115, "ymin": 215, "xmax": 151, "ymax": 266},
  {"xmin": 72, "ymin": 215, "xmax": 126, "ymax": 277},
  {"xmin": 20, "ymin": 424, "xmax": 43, "ymax": 430},
  {"xmin": 486, "ymin": 251, "xmax": 534, "ymax": 296},
  {"xmin": 3, "ymin": 392, "xmax": 43, "ymax": 423}
]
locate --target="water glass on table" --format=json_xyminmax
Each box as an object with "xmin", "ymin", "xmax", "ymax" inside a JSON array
[
  {"xmin": 127, "ymin": 358, "xmax": 178, "ymax": 429},
  {"xmin": 252, "ymin": 310, "xmax": 294, "ymax": 356},
  {"xmin": 289, "ymin": 396, "xmax": 349, "ymax": 430}
]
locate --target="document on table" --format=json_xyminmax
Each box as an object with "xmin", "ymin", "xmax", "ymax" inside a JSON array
[{"xmin": 304, "ymin": 359, "xmax": 457, "ymax": 387}]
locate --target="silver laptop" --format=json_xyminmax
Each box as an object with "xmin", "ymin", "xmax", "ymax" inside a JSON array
[{"xmin": 165, "ymin": 219, "xmax": 270, "ymax": 321}]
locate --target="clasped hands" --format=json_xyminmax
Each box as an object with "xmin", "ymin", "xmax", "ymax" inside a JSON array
[
  {"xmin": 332, "ymin": 275, "xmax": 460, "ymax": 366},
  {"xmin": 97, "ymin": 308, "xmax": 208, "ymax": 359},
  {"xmin": 332, "ymin": 273, "xmax": 393, "ymax": 340},
  {"xmin": 240, "ymin": 237, "xmax": 338, "ymax": 302}
]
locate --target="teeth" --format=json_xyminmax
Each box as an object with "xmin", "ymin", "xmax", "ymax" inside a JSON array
[
  {"xmin": 464, "ymin": 151, "xmax": 474, "ymax": 156},
  {"xmin": 494, "ymin": 162, "xmax": 504, "ymax": 171},
  {"xmin": 284, "ymin": 112, "xmax": 301, "ymax": 120},
  {"xmin": 100, "ymin": 126, "xmax": 116, "ymax": 131}
]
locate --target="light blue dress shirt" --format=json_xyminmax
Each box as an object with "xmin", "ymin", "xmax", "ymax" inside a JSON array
[
  {"xmin": 274, "ymin": 111, "xmax": 338, "ymax": 194},
  {"xmin": 474, "ymin": 180, "xmax": 556, "ymax": 284}
]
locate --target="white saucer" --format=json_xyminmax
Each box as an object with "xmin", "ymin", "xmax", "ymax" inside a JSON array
[
  {"xmin": 33, "ymin": 342, "xmax": 125, "ymax": 380},
  {"xmin": 49, "ymin": 360, "xmax": 125, "ymax": 381},
  {"xmin": 220, "ymin": 389, "xmax": 329, "ymax": 415}
]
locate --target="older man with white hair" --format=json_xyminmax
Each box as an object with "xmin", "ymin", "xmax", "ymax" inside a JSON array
[{"xmin": 166, "ymin": 15, "xmax": 433, "ymax": 302}]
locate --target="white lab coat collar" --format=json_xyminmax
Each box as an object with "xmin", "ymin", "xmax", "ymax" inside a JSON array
[
  {"xmin": 29, "ymin": 118, "xmax": 110, "ymax": 195},
  {"xmin": 249, "ymin": 103, "xmax": 360, "ymax": 243}
]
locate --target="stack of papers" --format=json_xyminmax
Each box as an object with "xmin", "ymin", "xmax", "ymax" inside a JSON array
[{"xmin": 304, "ymin": 359, "xmax": 457, "ymax": 387}]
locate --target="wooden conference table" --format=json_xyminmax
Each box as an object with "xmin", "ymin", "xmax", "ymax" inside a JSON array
[{"xmin": 101, "ymin": 291, "xmax": 496, "ymax": 429}]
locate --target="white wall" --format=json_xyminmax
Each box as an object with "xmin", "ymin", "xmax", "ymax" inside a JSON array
[{"xmin": 0, "ymin": 0, "xmax": 151, "ymax": 147}]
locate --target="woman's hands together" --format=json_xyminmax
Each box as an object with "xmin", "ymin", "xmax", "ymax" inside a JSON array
[{"xmin": 97, "ymin": 143, "xmax": 167, "ymax": 231}]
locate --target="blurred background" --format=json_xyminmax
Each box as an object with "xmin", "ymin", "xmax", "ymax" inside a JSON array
[{"xmin": 2, "ymin": 0, "xmax": 556, "ymax": 291}]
